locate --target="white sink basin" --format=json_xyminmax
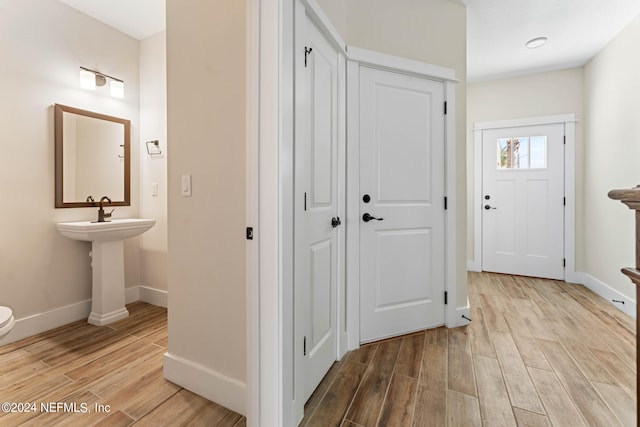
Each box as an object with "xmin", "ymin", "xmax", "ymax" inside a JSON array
[
  {"xmin": 56, "ymin": 218, "xmax": 156, "ymax": 326},
  {"xmin": 57, "ymin": 218, "xmax": 156, "ymax": 242}
]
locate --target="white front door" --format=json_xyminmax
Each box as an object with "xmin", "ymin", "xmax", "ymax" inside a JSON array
[
  {"xmin": 294, "ymin": 14, "xmax": 340, "ymax": 402},
  {"xmin": 481, "ymin": 124, "xmax": 565, "ymax": 280},
  {"xmin": 359, "ymin": 66, "xmax": 446, "ymax": 343}
]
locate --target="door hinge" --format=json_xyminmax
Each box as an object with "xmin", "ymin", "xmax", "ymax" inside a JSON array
[
  {"xmin": 444, "ymin": 101, "xmax": 447, "ymax": 115},
  {"xmin": 444, "ymin": 291, "xmax": 448, "ymax": 305},
  {"xmin": 303, "ymin": 336, "xmax": 307, "ymax": 356},
  {"xmin": 304, "ymin": 192, "xmax": 307, "ymax": 211},
  {"xmin": 304, "ymin": 47, "xmax": 313, "ymax": 67},
  {"xmin": 563, "ymin": 197, "xmax": 566, "ymax": 206},
  {"xmin": 246, "ymin": 227, "xmax": 254, "ymax": 240},
  {"xmin": 444, "ymin": 197, "xmax": 448, "ymax": 210},
  {"xmin": 563, "ymin": 135, "xmax": 566, "ymax": 145},
  {"xmin": 563, "ymin": 258, "xmax": 566, "ymax": 267}
]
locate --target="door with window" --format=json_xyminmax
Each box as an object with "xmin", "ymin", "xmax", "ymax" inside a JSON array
[
  {"xmin": 482, "ymin": 124, "xmax": 565, "ymax": 279},
  {"xmin": 359, "ymin": 67, "xmax": 446, "ymax": 343}
]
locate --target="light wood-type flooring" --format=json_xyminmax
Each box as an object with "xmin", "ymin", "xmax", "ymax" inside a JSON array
[
  {"xmin": 0, "ymin": 302, "xmax": 246, "ymax": 426},
  {"xmin": 302, "ymin": 272, "xmax": 637, "ymax": 426},
  {"xmin": 1, "ymin": 272, "xmax": 636, "ymax": 426}
]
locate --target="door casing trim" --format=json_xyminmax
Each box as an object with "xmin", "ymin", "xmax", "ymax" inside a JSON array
[{"xmin": 470, "ymin": 114, "xmax": 578, "ymax": 283}]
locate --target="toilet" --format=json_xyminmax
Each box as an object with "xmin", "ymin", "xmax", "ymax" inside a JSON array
[{"xmin": 0, "ymin": 306, "xmax": 15, "ymax": 340}]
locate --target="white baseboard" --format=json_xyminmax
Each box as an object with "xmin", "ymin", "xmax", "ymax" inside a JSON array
[
  {"xmin": 455, "ymin": 299, "xmax": 471, "ymax": 327},
  {"xmin": 580, "ymin": 273, "xmax": 636, "ymax": 318},
  {"xmin": 164, "ymin": 352, "xmax": 246, "ymax": 416},
  {"xmin": 0, "ymin": 299, "xmax": 92, "ymax": 346},
  {"xmin": 467, "ymin": 259, "xmax": 481, "ymax": 272},
  {"xmin": 1, "ymin": 285, "xmax": 168, "ymax": 346},
  {"xmin": 139, "ymin": 286, "xmax": 168, "ymax": 308},
  {"xmin": 126, "ymin": 285, "xmax": 167, "ymax": 307}
]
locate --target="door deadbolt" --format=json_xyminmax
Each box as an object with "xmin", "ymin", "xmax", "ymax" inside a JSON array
[
  {"xmin": 484, "ymin": 195, "xmax": 491, "ymax": 200},
  {"xmin": 363, "ymin": 194, "xmax": 371, "ymax": 203}
]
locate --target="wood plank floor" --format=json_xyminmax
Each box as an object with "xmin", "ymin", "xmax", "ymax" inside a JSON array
[
  {"xmin": 0, "ymin": 302, "xmax": 245, "ymax": 426},
  {"xmin": 303, "ymin": 272, "xmax": 637, "ymax": 427}
]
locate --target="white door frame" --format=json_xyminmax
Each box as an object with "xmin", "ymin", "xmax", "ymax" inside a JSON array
[
  {"xmin": 470, "ymin": 114, "xmax": 579, "ymax": 283},
  {"xmin": 346, "ymin": 47, "xmax": 460, "ymax": 351}
]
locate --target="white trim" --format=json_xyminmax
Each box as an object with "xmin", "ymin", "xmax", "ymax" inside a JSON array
[
  {"xmin": 126, "ymin": 285, "xmax": 168, "ymax": 307},
  {"xmin": 345, "ymin": 59, "xmax": 361, "ymax": 351},
  {"xmin": 471, "ymin": 114, "xmax": 577, "ymax": 280},
  {"xmin": 456, "ymin": 300, "xmax": 471, "ymax": 327},
  {"xmin": 300, "ymin": 0, "xmax": 346, "ymax": 55},
  {"xmin": 444, "ymin": 80, "xmax": 458, "ymax": 328},
  {"xmin": 163, "ymin": 352, "xmax": 246, "ymax": 416},
  {"xmin": 138, "ymin": 286, "xmax": 168, "ymax": 308},
  {"xmin": 467, "ymin": 259, "xmax": 481, "ymax": 272},
  {"xmin": 0, "ymin": 286, "xmax": 169, "ymax": 346},
  {"xmin": 345, "ymin": 59, "xmax": 459, "ymax": 347},
  {"xmin": 581, "ymin": 273, "xmax": 636, "ymax": 318},
  {"xmin": 473, "ymin": 114, "xmax": 578, "ymax": 131},
  {"xmin": 257, "ymin": 0, "xmax": 284, "ymax": 426},
  {"xmin": 337, "ymin": 51, "xmax": 348, "ymax": 359},
  {"xmin": 245, "ymin": 0, "xmax": 260, "ymax": 426},
  {"xmin": 346, "ymin": 46, "xmax": 458, "ymax": 82},
  {"xmin": 0, "ymin": 299, "xmax": 91, "ymax": 346}
]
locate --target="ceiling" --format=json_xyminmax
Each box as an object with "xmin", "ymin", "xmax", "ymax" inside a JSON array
[
  {"xmin": 466, "ymin": 0, "xmax": 640, "ymax": 82},
  {"xmin": 59, "ymin": 0, "xmax": 640, "ymax": 82},
  {"xmin": 59, "ymin": 0, "xmax": 165, "ymax": 41}
]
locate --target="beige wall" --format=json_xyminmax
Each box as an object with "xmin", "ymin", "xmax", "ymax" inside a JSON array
[
  {"xmin": 346, "ymin": 0, "xmax": 468, "ymax": 307},
  {"xmin": 315, "ymin": 0, "xmax": 347, "ymax": 39},
  {"xmin": 467, "ymin": 68, "xmax": 585, "ymax": 270},
  {"xmin": 166, "ymin": 0, "xmax": 247, "ymax": 383},
  {"xmin": 140, "ymin": 31, "xmax": 168, "ymax": 291},
  {"xmin": 0, "ymin": 0, "xmax": 141, "ymax": 320},
  {"xmin": 583, "ymin": 14, "xmax": 640, "ymax": 299}
]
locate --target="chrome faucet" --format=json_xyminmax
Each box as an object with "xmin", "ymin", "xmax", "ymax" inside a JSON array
[{"xmin": 97, "ymin": 196, "xmax": 114, "ymax": 222}]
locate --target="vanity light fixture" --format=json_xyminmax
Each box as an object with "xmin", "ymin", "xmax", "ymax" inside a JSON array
[
  {"xmin": 79, "ymin": 67, "xmax": 125, "ymax": 99},
  {"xmin": 525, "ymin": 36, "xmax": 548, "ymax": 49}
]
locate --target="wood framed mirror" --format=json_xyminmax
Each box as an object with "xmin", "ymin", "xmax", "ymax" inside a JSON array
[{"xmin": 54, "ymin": 104, "xmax": 130, "ymax": 208}]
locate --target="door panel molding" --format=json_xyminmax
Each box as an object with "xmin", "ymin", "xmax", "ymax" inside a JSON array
[{"xmin": 471, "ymin": 114, "xmax": 577, "ymax": 283}]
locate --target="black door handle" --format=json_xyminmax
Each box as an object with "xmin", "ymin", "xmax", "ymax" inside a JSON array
[
  {"xmin": 363, "ymin": 213, "xmax": 383, "ymax": 222},
  {"xmin": 484, "ymin": 205, "xmax": 497, "ymax": 210},
  {"xmin": 331, "ymin": 217, "xmax": 341, "ymax": 228}
]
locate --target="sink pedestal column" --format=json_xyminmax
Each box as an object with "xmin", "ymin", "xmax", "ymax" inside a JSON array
[{"xmin": 87, "ymin": 240, "xmax": 129, "ymax": 326}]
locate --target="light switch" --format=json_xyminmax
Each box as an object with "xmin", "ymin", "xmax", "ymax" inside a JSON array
[
  {"xmin": 152, "ymin": 183, "xmax": 158, "ymax": 197},
  {"xmin": 181, "ymin": 175, "xmax": 192, "ymax": 197}
]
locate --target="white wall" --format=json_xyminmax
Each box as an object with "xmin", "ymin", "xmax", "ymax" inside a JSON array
[
  {"xmin": 139, "ymin": 31, "xmax": 168, "ymax": 292},
  {"xmin": 165, "ymin": 0, "xmax": 247, "ymax": 414},
  {"xmin": 583, "ymin": 14, "xmax": 640, "ymax": 300},
  {"xmin": 467, "ymin": 68, "xmax": 585, "ymax": 269},
  {"xmin": 345, "ymin": 0, "xmax": 468, "ymax": 307},
  {"xmin": 0, "ymin": 0, "xmax": 140, "ymax": 324}
]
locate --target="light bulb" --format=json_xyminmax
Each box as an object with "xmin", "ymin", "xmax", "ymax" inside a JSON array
[
  {"xmin": 110, "ymin": 80, "xmax": 125, "ymax": 99},
  {"xmin": 80, "ymin": 68, "xmax": 96, "ymax": 90}
]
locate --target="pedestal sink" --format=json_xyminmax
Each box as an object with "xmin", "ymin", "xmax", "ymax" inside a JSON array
[{"xmin": 57, "ymin": 219, "xmax": 156, "ymax": 326}]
